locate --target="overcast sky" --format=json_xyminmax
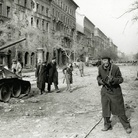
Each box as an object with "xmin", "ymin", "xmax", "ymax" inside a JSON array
[{"xmin": 74, "ymin": 0, "xmax": 138, "ymax": 55}]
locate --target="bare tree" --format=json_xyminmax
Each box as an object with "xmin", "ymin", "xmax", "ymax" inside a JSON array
[
  {"xmin": 48, "ymin": 31, "xmax": 79, "ymax": 62},
  {"xmin": 118, "ymin": 1, "xmax": 138, "ymax": 22},
  {"xmin": 98, "ymin": 47, "xmax": 118, "ymax": 61}
]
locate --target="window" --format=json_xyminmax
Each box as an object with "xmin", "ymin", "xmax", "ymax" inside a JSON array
[
  {"xmin": 41, "ymin": 6, "xmax": 44, "ymax": 14},
  {"xmin": 68, "ymin": 18, "xmax": 69, "ymax": 25},
  {"xmin": 58, "ymin": 12, "xmax": 59, "ymax": 18},
  {"xmin": 18, "ymin": 0, "xmax": 20, "ymax": 4},
  {"xmin": 24, "ymin": 0, "xmax": 27, "ymax": 7},
  {"xmin": 0, "ymin": 4, "xmax": 2, "ymax": 15},
  {"xmin": 56, "ymin": 11, "xmax": 58, "ymax": 17},
  {"xmin": 46, "ymin": 8, "xmax": 49, "ymax": 16},
  {"xmin": 37, "ymin": 19, "xmax": 39, "ymax": 28},
  {"xmin": 7, "ymin": 6, "xmax": 10, "ymax": 17},
  {"xmin": 36, "ymin": 3, "xmax": 39, "ymax": 12},
  {"xmin": 52, "ymin": 8, "xmax": 54, "ymax": 16},
  {"xmin": 31, "ymin": 0, "xmax": 35, "ymax": 9},
  {"xmin": 31, "ymin": 17, "xmax": 33, "ymax": 26},
  {"xmin": 63, "ymin": 4, "xmax": 65, "ymax": 10},
  {"xmin": 58, "ymin": 0, "xmax": 60, "ymax": 5},
  {"xmin": 46, "ymin": 23, "xmax": 48, "ymax": 31},
  {"xmin": 42, "ymin": 19, "xmax": 44, "ymax": 30},
  {"xmin": 63, "ymin": 16, "xmax": 65, "ymax": 22}
]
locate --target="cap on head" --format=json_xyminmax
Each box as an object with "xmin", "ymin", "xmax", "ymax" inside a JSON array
[{"xmin": 101, "ymin": 56, "xmax": 111, "ymax": 60}]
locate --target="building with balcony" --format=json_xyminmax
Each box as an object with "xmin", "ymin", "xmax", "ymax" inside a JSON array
[
  {"xmin": 0, "ymin": 0, "xmax": 52, "ymax": 68},
  {"xmin": 50, "ymin": 0, "xmax": 78, "ymax": 65}
]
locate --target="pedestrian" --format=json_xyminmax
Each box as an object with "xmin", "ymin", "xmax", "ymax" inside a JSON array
[
  {"xmin": 11, "ymin": 59, "xmax": 17, "ymax": 74},
  {"xmin": 97, "ymin": 56, "xmax": 132, "ymax": 134},
  {"xmin": 78, "ymin": 59, "xmax": 84, "ymax": 77},
  {"xmin": 16, "ymin": 60, "xmax": 22, "ymax": 77},
  {"xmin": 47, "ymin": 57, "xmax": 60, "ymax": 93},
  {"xmin": 63, "ymin": 62, "xmax": 73, "ymax": 92},
  {"xmin": 11, "ymin": 59, "xmax": 22, "ymax": 77},
  {"xmin": 35, "ymin": 61, "xmax": 49, "ymax": 94}
]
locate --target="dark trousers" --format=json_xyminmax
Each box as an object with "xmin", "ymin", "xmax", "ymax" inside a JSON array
[
  {"xmin": 47, "ymin": 83, "xmax": 59, "ymax": 92},
  {"xmin": 47, "ymin": 84, "xmax": 51, "ymax": 92},
  {"xmin": 54, "ymin": 83, "xmax": 59, "ymax": 90},
  {"xmin": 104, "ymin": 115, "xmax": 131, "ymax": 129}
]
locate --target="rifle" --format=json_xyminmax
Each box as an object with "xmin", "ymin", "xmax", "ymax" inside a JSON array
[
  {"xmin": 102, "ymin": 64, "xmax": 113, "ymax": 92},
  {"xmin": 102, "ymin": 79, "xmax": 113, "ymax": 92}
]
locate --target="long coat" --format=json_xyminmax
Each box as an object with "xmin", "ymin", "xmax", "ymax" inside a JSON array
[
  {"xmin": 63, "ymin": 66, "xmax": 73, "ymax": 84},
  {"xmin": 97, "ymin": 63, "xmax": 126, "ymax": 117},
  {"xmin": 47, "ymin": 62, "xmax": 58, "ymax": 85},
  {"xmin": 35, "ymin": 63, "xmax": 48, "ymax": 90}
]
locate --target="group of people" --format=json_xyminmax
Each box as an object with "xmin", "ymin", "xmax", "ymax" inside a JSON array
[
  {"xmin": 35, "ymin": 57, "xmax": 60, "ymax": 95},
  {"xmin": 35, "ymin": 56, "xmax": 132, "ymax": 134},
  {"xmin": 36, "ymin": 58, "xmax": 75, "ymax": 94}
]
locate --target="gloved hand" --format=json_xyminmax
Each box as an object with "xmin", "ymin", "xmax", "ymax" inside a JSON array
[
  {"xmin": 98, "ymin": 79, "xmax": 104, "ymax": 85},
  {"xmin": 108, "ymin": 76, "xmax": 114, "ymax": 83},
  {"xmin": 108, "ymin": 76, "xmax": 118, "ymax": 85}
]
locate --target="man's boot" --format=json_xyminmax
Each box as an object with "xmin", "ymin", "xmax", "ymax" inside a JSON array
[{"xmin": 102, "ymin": 117, "xmax": 112, "ymax": 131}]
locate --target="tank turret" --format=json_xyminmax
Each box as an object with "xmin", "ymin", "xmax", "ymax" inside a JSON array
[{"xmin": 0, "ymin": 37, "xmax": 31, "ymax": 102}]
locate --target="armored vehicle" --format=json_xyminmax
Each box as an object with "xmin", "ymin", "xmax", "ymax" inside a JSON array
[{"xmin": 0, "ymin": 38, "xmax": 31, "ymax": 102}]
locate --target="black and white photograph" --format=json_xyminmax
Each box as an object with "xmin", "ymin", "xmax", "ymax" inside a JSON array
[{"xmin": 0, "ymin": 0, "xmax": 138, "ymax": 137}]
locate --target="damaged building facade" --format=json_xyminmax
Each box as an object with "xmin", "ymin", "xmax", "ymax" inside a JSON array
[
  {"xmin": 51, "ymin": 0, "xmax": 78, "ymax": 65},
  {"xmin": 0, "ymin": 0, "xmax": 53, "ymax": 68},
  {"xmin": 0, "ymin": 0, "xmax": 78, "ymax": 68},
  {"xmin": 0, "ymin": 0, "xmax": 118, "ymax": 69}
]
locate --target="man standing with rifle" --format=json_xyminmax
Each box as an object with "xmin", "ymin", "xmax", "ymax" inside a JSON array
[{"xmin": 97, "ymin": 56, "xmax": 132, "ymax": 134}]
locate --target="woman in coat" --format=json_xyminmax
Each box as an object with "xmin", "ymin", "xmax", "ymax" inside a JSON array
[
  {"xmin": 35, "ymin": 61, "xmax": 48, "ymax": 94},
  {"xmin": 47, "ymin": 58, "xmax": 60, "ymax": 93},
  {"xmin": 63, "ymin": 63, "xmax": 73, "ymax": 92},
  {"xmin": 97, "ymin": 56, "xmax": 132, "ymax": 134}
]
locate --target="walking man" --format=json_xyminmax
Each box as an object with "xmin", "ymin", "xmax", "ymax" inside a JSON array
[
  {"xmin": 97, "ymin": 56, "xmax": 132, "ymax": 134},
  {"xmin": 47, "ymin": 57, "xmax": 60, "ymax": 93},
  {"xmin": 78, "ymin": 59, "xmax": 84, "ymax": 77},
  {"xmin": 11, "ymin": 59, "xmax": 22, "ymax": 77},
  {"xmin": 35, "ymin": 61, "xmax": 49, "ymax": 94},
  {"xmin": 63, "ymin": 62, "xmax": 73, "ymax": 92}
]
